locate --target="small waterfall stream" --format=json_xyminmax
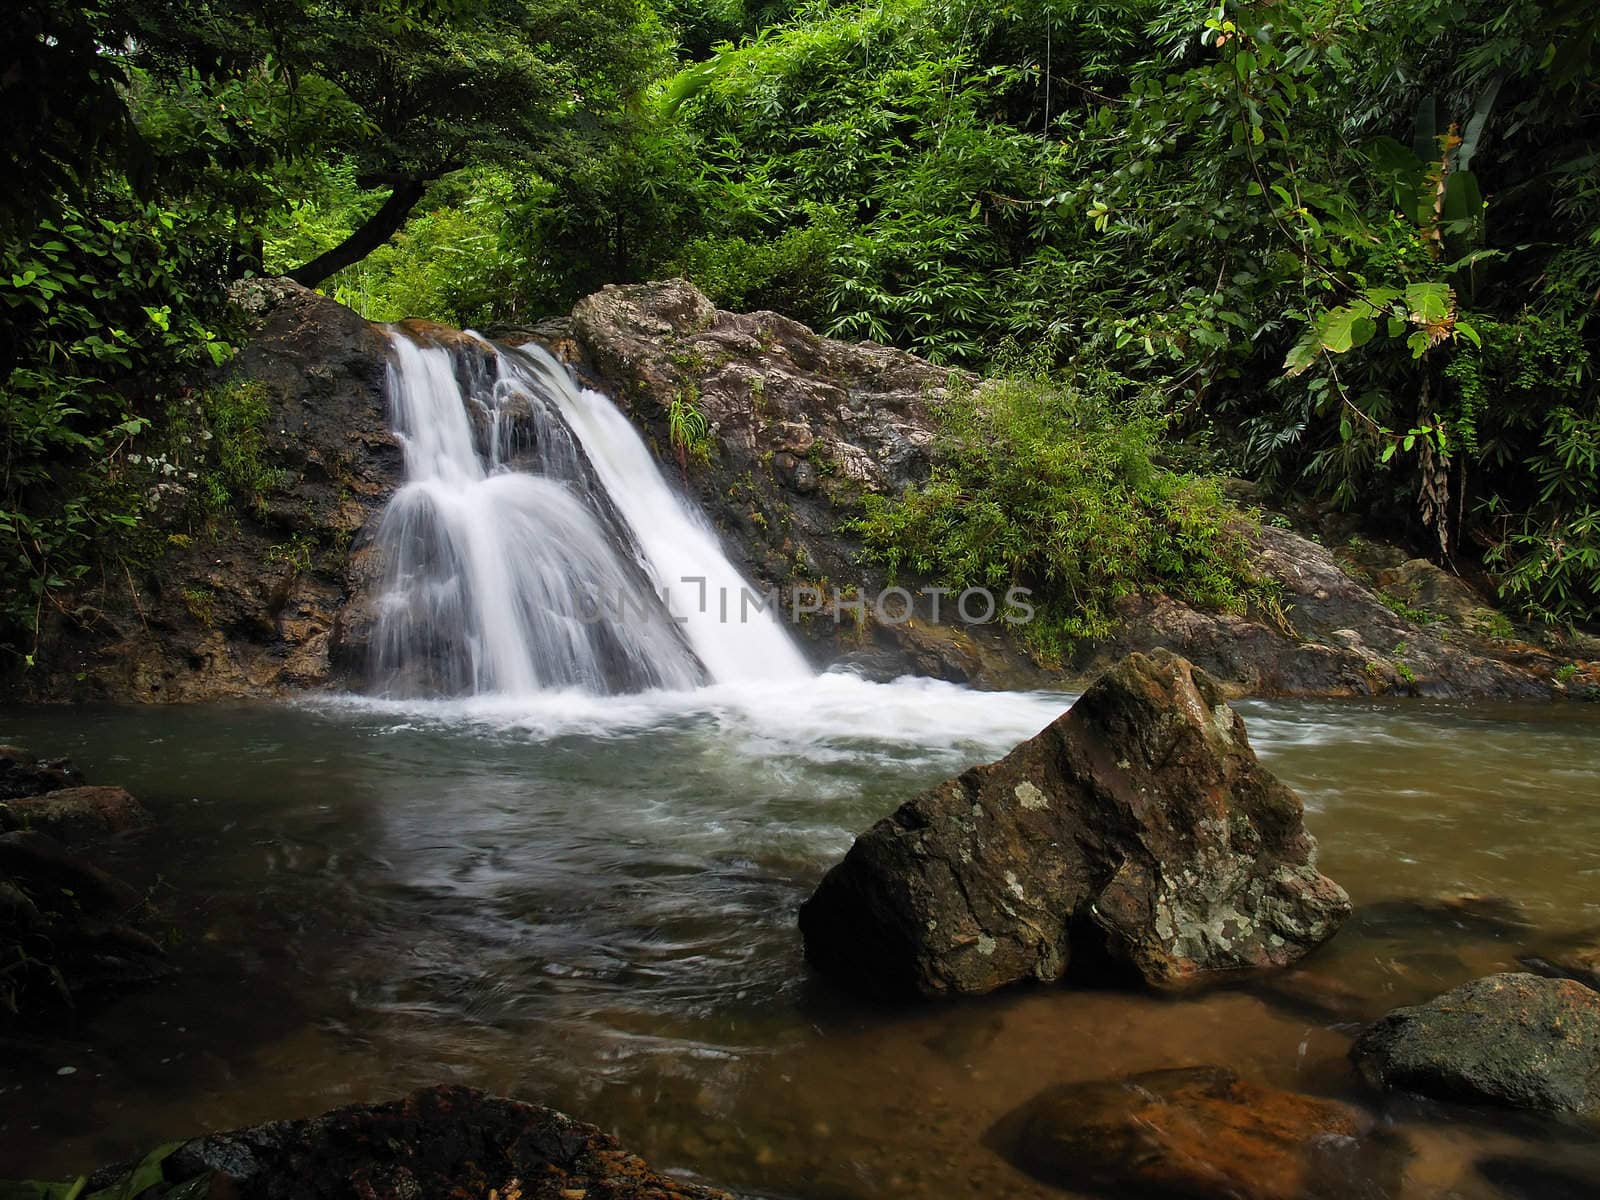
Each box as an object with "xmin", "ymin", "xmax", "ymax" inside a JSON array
[{"xmin": 372, "ymin": 326, "xmax": 810, "ymax": 697}]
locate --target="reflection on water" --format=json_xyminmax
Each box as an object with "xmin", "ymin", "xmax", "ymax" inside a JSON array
[{"xmin": 2, "ymin": 679, "xmax": 1599, "ymax": 1198}]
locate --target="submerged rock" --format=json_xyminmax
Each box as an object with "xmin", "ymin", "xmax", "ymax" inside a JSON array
[
  {"xmin": 1350, "ymin": 972, "xmax": 1600, "ymax": 1113},
  {"xmin": 798, "ymin": 649, "xmax": 1350, "ymax": 997},
  {"xmin": 0, "ymin": 829, "xmax": 168, "ymax": 1010},
  {"xmin": 1, "ymin": 749, "xmax": 163, "ymax": 1016},
  {"xmin": 997, "ymin": 1066, "xmax": 1394, "ymax": 1200},
  {"xmin": 1476, "ymin": 1156, "xmax": 1598, "ymax": 1200},
  {"xmin": 117, "ymin": 1085, "xmax": 736, "ymax": 1199},
  {"xmin": 1519, "ymin": 929, "xmax": 1600, "ymax": 994}
]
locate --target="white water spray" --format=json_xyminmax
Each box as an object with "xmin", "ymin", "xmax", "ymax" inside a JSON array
[
  {"xmin": 372, "ymin": 328, "xmax": 808, "ymax": 697},
  {"xmin": 506, "ymin": 343, "xmax": 811, "ymax": 685}
]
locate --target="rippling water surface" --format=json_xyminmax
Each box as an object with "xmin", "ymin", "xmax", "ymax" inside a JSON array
[{"xmin": 3, "ymin": 678, "xmax": 1599, "ymax": 1198}]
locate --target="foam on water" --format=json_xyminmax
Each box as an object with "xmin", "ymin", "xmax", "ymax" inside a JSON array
[
  {"xmin": 373, "ymin": 330, "xmax": 807, "ymax": 698},
  {"xmin": 324, "ymin": 669, "xmax": 1075, "ymax": 763}
]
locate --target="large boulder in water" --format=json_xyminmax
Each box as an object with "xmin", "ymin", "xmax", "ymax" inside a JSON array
[
  {"xmin": 1350, "ymin": 972, "xmax": 1600, "ymax": 1113},
  {"xmin": 798, "ymin": 649, "xmax": 1350, "ymax": 997}
]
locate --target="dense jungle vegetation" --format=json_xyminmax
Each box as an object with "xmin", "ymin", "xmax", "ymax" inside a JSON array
[{"xmin": 2, "ymin": 0, "xmax": 1597, "ymax": 664}]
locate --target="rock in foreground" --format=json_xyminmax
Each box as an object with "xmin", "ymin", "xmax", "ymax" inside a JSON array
[
  {"xmin": 799, "ymin": 650, "xmax": 1350, "ymax": 997},
  {"xmin": 998, "ymin": 1066, "xmax": 1392, "ymax": 1200},
  {"xmin": 127, "ymin": 1085, "xmax": 734, "ymax": 1199},
  {"xmin": 1350, "ymin": 972, "xmax": 1600, "ymax": 1113}
]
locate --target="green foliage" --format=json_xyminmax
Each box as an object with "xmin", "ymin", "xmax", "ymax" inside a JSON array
[
  {"xmin": 668, "ymin": 389, "xmax": 714, "ymax": 473},
  {"xmin": 0, "ymin": 194, "xmax": 233, "ymax": 661},
  {"xmin": 854, "ymin": 373, "xmax": 1265, "ymax": 662},
  {"xmin": 660, "ymin": 0, "xmax": 1079, "ymax": 363},
  {"xmin": 0, "ymin": 1141, "xmax": 209, "ymax": 1200},
  {"xmin": 1, "ymin": 0, "xmax": 672, "ymax": 664},
  {"xmin": 267, "ymin": 534, "xmax": 317, "ymax": 575},
  {"xmin": 6, "ymin": 0, "xmax": 1597, "ymax": 654},
  {"xmin": 140, "ymin": 379, "xmax": 285, "ymax": 524},
  {"xmin": 273, "ymin": 168, "xmax": 530, "ymax": 326},
  {"xmin": 643, "ymin": 0, "xmax": 1599, "ymax": 626},
  {"xmin": 671, "ymin": 213, "xmax": 841, "ymax": 325}
]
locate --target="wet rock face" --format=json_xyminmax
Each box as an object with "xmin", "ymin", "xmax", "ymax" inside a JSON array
[
  {"xmin": 798, "ymin": 649, "xmax": 1350, "ymax": 998},
  {"xmin": 568, "ymin": 279, "xmax": 1039, "ymax": 687},
  {"xmin": 568, "ymin": 280, "xmax": 1568, "ymax": 698},
  {"xmin": 998, "ymin": 1066, "xmax": 1394, "ymax": 1200},
  {"xmin": 18, "ymin": 278, "xmax": 400, "ymax": 703},
  {"xmin": 1089, "ymin": 525, "xmax": 1552, "ymax": 701},
  {"xmin": 146, "ymin": 1085, "xmax": 734, "ymax": 1200},
  {"xmin": 1351, "ymin": 972, "xmax": 1600, "ymax": 1113}
]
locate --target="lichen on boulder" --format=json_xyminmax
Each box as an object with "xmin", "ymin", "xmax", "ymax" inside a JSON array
[{"xmin": 798, "ymin": 649, "xmax": 1350, "ymax": 997}]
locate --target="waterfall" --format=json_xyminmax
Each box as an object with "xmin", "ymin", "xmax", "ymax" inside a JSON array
[{"xmin": 371, "ymin": 326, "xmax": 810, "ymax": 697}]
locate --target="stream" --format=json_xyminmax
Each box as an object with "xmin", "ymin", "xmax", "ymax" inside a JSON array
[{"xmin": 3, "ymin": 681, "xmax": 1599, "ymax": 1198}]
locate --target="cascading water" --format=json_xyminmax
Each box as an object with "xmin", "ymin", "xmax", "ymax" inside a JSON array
[{"xmin": 371, "ymin": 326, "xmax": 810, "ymax": 697}]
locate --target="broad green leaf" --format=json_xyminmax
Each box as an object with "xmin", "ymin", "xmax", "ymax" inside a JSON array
[
  {"xmin": 1403, "ymin": 282, "xmax": 1453, "ymax": 326},
  {"xmin": 1456, "ymin": 76, "xmax": 1504, "ymax": 175}
]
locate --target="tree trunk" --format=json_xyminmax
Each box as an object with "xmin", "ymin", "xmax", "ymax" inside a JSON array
[{"xmin": 287, "ymin": 177, "xmax": 431, "ymax": 288}]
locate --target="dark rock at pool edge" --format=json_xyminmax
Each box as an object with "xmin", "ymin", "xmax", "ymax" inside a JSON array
[
  {"xmin": 798, "ymin": 649, "xmax": 1350, "ymax": 998},
  {"xmin": 94, "ymin": 1085, "xmax": 736, "ymax": 1200},
  {"xmin": 0, "ymin": 747, "xmax": 153, "ymax": 846},
  {"xmin": 0, "ymin": 745, "xmax": 85, "ymax": 801},
  {"xmin": 1, "ymin": 784, "xmax": 153, "ymax": 844},
  {"xmin": 994, "ymin": 1066, "xmax": 1400, "ymax": 1200},
  {"xmin": 1350, "ymin": 972, "xmax": 1600, "ymax": 1113}
]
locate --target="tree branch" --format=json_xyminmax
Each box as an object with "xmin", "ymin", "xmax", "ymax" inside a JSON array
[{"xmin": 286, "ymin": 176, "xmax": 433, "ymax": 288}]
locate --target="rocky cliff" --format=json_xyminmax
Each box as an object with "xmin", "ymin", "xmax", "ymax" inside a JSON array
[
  {"xmin": 14, "ymin": 280, "xmax": 398, "ymax": 703},
  {"xmin": 563, "ymin": 280, "xmax": 1589, "ymax": 699},
  {"xmin": 10, "ymin": 278, "xmax": 1592, "ymax": 702}
]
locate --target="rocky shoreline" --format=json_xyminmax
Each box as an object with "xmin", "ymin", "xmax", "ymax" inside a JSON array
[{"xmin": 4, "ymin": 279, "xmax": 1595, "ymax": 705}]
